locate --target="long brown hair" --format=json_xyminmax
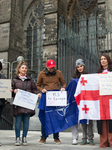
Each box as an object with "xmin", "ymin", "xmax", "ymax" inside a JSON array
[
  {"xmin": 16, "ymin": 61, "xmax": 28, "ymax": 76},
  {"xmin": 97, "ymin": 54, "xmax": 112, "ymax": 72},
  {"xmin": 73, "ymin": 66, "xmax": 88, "ymax": 79}
]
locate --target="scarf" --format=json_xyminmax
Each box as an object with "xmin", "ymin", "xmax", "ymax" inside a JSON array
[{"xmin": 19, "ymin": 74, "xmax": 27, "ymax": 81}]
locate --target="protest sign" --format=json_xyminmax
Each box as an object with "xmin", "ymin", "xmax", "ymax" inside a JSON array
[
  {"xmin": 46, "ymin": 91, "xmax": 67, "ymax": 106},
  {"xmin": 99, "ymin": 73, "xmax": 112, "ymax": 95},
  {"xmin": 0, "ymin": 79, "xmax": 11, "ymax": 98},
  {"xmin": 13, "ymin": 89, "xmax": 38, "ymax": 110}
]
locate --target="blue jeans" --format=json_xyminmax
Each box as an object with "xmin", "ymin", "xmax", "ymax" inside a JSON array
[
  {"xmin": 41, "ymin": 125, "xmax": 59, "ymax": 139},
  {"xmin": 15, "ymin": 114, "xmax": 30, "ymax": 138}
]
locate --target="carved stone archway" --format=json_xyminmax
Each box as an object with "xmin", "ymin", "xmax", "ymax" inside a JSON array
[{"xmin": 67, "ymin": 0, "xmax": 98, "ymax": 20}]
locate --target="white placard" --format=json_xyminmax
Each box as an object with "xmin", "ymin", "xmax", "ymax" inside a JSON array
[
  {"xmin": 99, "ymin": 73, "xmax": 112, "ymax": 95},
  {"xmin": 46, "ymin": 91, "xmax": 67, "ymax": 106},
  {"xmin": 13, "ymin": 89, "xmax": 38, "ymax": 110},
  {"xmin": 0, "ymin": 79, "xmax": 11, "ymax": 98}
]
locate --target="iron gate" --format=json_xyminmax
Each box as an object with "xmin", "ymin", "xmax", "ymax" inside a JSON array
[{"xmin": 58, "ymin": 7, "xmax": 112, "ymax": 84}]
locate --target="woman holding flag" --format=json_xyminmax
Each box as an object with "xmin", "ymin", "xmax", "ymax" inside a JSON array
[
  {"xmin": 70, "ymin": 59, "xmax": 94, "ymax": 145},
  {"xmin": 97, "ymin": 54, "xmax": 112, "ymax": 148}
]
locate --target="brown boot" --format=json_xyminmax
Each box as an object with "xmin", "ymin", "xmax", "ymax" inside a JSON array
[
  {"xmin": 54, "ymin": 138, "xmax": 61, "ymax": 144},
  {"xmin": 39, "ymin": 137, "xmax": 46, "ymax": 144}
]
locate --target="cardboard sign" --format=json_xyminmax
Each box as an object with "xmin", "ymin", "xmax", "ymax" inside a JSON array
[
  {"xmin": 46, "ymin": 91, "xmax": 67, "ymax": 106},
  {"xmin": 99, "ymin": 73, "xmax": 112, "ymax": 95},
  {"xmin": 0, "ymin": 79, "xmax": 11, "ymax": 98},
  {"xmin": 13, "ymin": 89, "xmax": 38, "ymax": 110}
]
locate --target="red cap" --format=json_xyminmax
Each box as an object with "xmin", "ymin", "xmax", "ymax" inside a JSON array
[{"xmin": 46, "ymin": 60, "xmax": 56, "ymax": 68}]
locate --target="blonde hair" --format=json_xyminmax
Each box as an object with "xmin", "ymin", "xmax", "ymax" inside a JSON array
[{"xmin": 16, "ymin": 61, "xmax": 28, "ymax": 75}]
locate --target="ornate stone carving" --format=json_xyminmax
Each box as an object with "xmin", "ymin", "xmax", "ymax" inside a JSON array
[
  {"xmin": 67, "ymin": 0, "xmax": 98, "ymax": 20},
  {"xmin": 28, "ymin": 1, "xmax": 44, "ymax": 27}
]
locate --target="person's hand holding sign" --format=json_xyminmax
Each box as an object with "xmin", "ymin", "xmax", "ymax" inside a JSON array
[
  {"xmin": 37, "ymin": 93, "xmax": 41, "ymax": 98},
  {"xmin": 42, "ymin": 89, "xmax": 47, "ymax": 93},
  {"xmin": 60, "ymin": 88, "xmax": 65, "ymax": 93},
  {"xmin": 14, "ymin": 89, "xmax": 18, "ymax": 94}
]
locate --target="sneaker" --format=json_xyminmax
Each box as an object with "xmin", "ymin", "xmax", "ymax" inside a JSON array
[
  {"xmin": 80, "ymin": 140, "xmax": 87, "ymax": 145},
  {"xmin": 87, "ymin": 139, "xmax": 89, "ymax": 144},
  {"xmin": 15, "ymin": 137, "xmax": 20, "ymax": 146},
  {"xmin": 22, "ymin": 137, "xmax": 27, "ymax": 146},
  {"xmin": 54, "ymin": 138, "xmax": 61, "ymax": 144},
  {"xmin": 89, "ymin": 140, "xmax": 95, "ymax": 145},
  {"xmin": 39, "ymin": 137, "xmax": 46, "ymax": 144},
  {"xmin": 72, "ymin": 139, "xmax": 77, "ymax": 145}
]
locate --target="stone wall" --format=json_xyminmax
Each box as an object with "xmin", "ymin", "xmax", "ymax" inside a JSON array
[
  {"xmin": 44, "ymin": 13, "xmax": 57, "ymax": 43},
  {"xmin": 0, "ymin": 0, "xmax": 11, "ymax": 23},
  {"xmin": 0, "ymin": 0, "xmax": 11, "ymax": 52},
  {"xmin": 9, "ymin": 0, "xmax": 24, "ymax": 64},
  {"xmin": 23, "ymin": 0, "xmax": 32, "ymax": 15},
  {"xmin": 0, "ymin": 0, "xmax": 11, "ymax": 77},
  {"xmin": 0, "ymin": 0, "xmax": 24, "ymax": 77},
  {"xmin": 43, "ymin": 0, "xmax": 58, "ymax": 67},
  {"xmin": 43, "ymin": 0, "xmax": 67, "ymax": 67},
  {"xmin": 58, "ymin": 0, "xmax": 67, "ymax": 19},
  {"xmin": 44, "ymin": 0, "xmax": 57, "ymax": 13},
  {"xmin": 0, "ymin": 23, "xmax": 10, "ymax": 52}
]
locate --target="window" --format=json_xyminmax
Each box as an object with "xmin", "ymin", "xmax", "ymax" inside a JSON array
[
  {"xmin": 70, "ymin": 0, "xmax": 98, "ymax": 54},
  {"xmin": 26, "ymin": 2, "xmax": 44, "ymax": 82}
]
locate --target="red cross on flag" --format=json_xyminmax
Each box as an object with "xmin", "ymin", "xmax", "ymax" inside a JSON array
[
  {"xmin": 80, "ymin": 77, "xmax": 87, "ymax": 86},
  {"xmin": 75, "ymin": 73, "xmax": 112, "ymax": 121},
  {"xmin": 82, "ymin": 105, "xmax": 89, "ymax": 114}
]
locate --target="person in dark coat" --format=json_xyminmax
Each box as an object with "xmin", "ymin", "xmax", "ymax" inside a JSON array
[
  {"xmin": 97, "ymin": 54, "xmax": 112, "ymax": 148},
  {"xmin": 11, "ymin": 61, "xmax": 41, "ymax": 146},
  {"xmin": 0, "ymin": 61, "xmax": 7, "ymax": 116},
  {"xmin": 0, "ymin": 61, "xmax": 7, "ymax": 146}
]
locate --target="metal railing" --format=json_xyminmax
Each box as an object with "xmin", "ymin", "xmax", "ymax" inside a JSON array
[
  {"xmin": 58, "ymin": 8, "xmax": 112, "ymax": 84},
  {"xmin": 0, "ymin": 114, "xmax": 13, "ymax": 130}
]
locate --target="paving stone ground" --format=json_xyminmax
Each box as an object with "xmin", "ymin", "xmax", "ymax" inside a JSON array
[{"xmin": 0, "ymin": 130, "xmax": 111, "ymax": 150}]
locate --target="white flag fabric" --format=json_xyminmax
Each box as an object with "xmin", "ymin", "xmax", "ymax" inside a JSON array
[{"xmin": 75, "ymin": 73, "xmax": 112, "ymax": 121}]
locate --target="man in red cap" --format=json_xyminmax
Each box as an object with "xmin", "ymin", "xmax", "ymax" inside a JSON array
[{"xmin": 36, "ymin": 59, "xmax": 67, "ymax": 144}]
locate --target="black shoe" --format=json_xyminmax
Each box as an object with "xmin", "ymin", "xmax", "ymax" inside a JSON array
[
  {"xmin": 22, "ymin": 137, "xmax": 27, "ymax": 146},
  {"xmin": 15, "ymin": 137, "xmax": 20, "ymax": 146}
]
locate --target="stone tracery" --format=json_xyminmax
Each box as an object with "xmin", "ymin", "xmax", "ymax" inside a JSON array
[{"xmin": 67, "ymin": 0, "xmax": 98, "ymax": 20}]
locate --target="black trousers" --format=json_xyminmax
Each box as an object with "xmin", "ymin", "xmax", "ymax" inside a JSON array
[{"xmin": 0, "ymin": 106, "xmax": 4, "ymax": 121}]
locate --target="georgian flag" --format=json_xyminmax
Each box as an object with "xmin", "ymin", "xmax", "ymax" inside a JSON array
[{"xmin": 75, "ymin": 73, "xmax": 112, "ymax": 121}]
